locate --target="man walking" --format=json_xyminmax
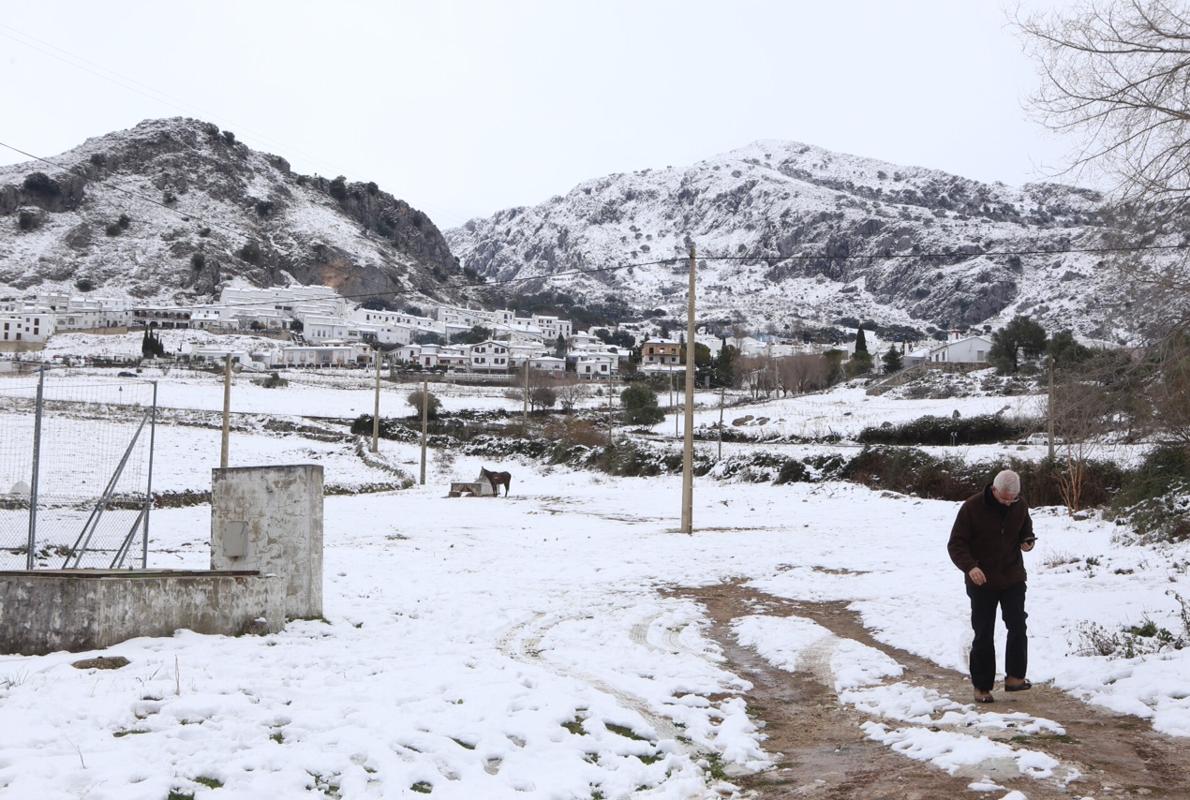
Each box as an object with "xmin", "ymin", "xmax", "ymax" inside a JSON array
[{"xmin": 948, "ymin": 469, "xmax": 1037, "ymax": 703}]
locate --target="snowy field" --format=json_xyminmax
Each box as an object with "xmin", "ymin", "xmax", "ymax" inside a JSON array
[
  {"xmin": 1, "ymin": 369, "xmax": 1186, "ymax": 798},
  {"xmin": 1, "ymin": 448, "xmax": 1188, "ymax": 799},
  {"xmin": 0, "ymin": 367, "xmax": 628, "ymax": 419},
  {"xmin": 661, "ymin": 386, "xmax": 1046, "ymax": 440}
]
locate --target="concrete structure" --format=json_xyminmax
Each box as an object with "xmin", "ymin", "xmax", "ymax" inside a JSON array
[
  {"xmin": 211, "ymin": 465, "xmax": 323, "ymax": 619},
  {"xmin": 0, "ymin": 570, "xmax": 284, "ymax": 655},
  {"xmin": 0, "ymin": 464, "xmax": 324, "ymax": 655}
]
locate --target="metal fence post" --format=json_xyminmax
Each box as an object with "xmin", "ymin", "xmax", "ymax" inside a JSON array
[
  {"xmin": 142, "ymin": 381, "xmax": 157, "ymax": 569},
  {"xmin": 26, "ymin": 366, "xmax": 45, "ymax": 570}
]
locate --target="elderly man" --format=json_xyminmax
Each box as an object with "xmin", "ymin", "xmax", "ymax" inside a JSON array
[{"xmin": 947, "ymin": 469, "xmax": 1037, "ymax": 703}]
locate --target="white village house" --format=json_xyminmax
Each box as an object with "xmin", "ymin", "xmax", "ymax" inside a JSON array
[{"xmin": 907, "ymin": 332, "xmax": 994, "ymax": 366}]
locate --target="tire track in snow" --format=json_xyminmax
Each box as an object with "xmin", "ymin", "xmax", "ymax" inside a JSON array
[{"xmin": 496, "ymin": 611, "xmax": 686, "ymax": 743}]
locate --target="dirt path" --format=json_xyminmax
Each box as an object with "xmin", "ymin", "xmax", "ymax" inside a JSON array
[{"xmin": 673, "ymin": 582, "xmax": 1190, "ymax": 800}]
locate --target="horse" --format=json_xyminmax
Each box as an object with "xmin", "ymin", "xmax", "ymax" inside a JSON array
[{"xmin": 480, "ymin": 467, "xmax": 512, "ymax": 497}]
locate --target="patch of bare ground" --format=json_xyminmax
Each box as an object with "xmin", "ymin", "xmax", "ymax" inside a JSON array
[{"xmin": 672, "ymin": 582, "xmax": 1190, "ymax": 799}]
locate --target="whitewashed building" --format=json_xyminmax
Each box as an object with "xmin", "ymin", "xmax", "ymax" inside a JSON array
[
  {"xmin": 469, "ymin": 340, "xmax": 510, "ymax": 373},
  {"xmin": 0, "ymin": 310, "xmax": 55, "ymax": 343},
  {"xmin": 575, "ymin": 352, "xmax": 617, "ymax": 379},
  {"xmin": 922, "ymin": 333, "xmax": 993, "ymax": 365},
  {"xmin": 527, "ymin": 355, "xmax": 566, "ymax": 374},
  {"xmin": 271, "ymin": 345, "xmax": 359, "ymax": 368}
]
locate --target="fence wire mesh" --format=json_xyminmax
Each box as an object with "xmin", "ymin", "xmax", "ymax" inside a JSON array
[{"xmin": 0, "ymin": 371, "xmax": 155, "ymax": 570}]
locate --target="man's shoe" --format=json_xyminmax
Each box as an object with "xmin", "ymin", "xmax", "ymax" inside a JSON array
[
  {"xmin": 974, "ymin": 690, "xmax": 994, "ymax": 704},
  {"xmin": 1005, "ymin": 678, "xmax": 1032, "ymax": 692}
]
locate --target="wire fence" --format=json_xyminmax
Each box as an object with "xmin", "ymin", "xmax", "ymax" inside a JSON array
[{"xmin": 0, "ymin": 370, "xmax": 156, "ymax": 570}]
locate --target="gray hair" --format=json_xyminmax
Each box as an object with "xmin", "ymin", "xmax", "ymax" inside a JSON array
[{"xmin": 993, "ymin": 470, "xmax": 1021, "ymax": 495}]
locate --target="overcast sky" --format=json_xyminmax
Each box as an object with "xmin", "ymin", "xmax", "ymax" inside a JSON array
[{"xmin": 0, "ymin": 0, "xmax": 1088, "ymax": 229}]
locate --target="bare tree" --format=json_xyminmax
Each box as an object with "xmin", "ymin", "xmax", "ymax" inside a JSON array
[
  {"xmin": 1020, "ymin": 1, "xmax": 1190, "ymax": 444},
  {"xmin": 1020, "ymin": 1, "xmax": 1190, "ymax": 210},
  {"xmin": 1051, "ymin": 377, "xmax": 1109, "ymax": 514},
  {"xmin": 556, "ymin": 378, "xmax": 587, "ymax": 413}
]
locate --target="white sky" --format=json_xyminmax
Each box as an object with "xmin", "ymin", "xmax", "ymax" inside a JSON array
[{"xmin": 0, "ymin": 0, "xmax": 1089, "ymax": 230}]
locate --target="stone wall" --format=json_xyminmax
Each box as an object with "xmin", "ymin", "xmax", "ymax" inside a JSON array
[{"xmin": 0, "ymin": 570, "xmax": 284, "ymax": 656}]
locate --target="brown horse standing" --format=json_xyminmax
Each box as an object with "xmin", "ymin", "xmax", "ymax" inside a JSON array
[{"xmin": 480, "ymin": 467, "xmax": 512, "ymax": 497}]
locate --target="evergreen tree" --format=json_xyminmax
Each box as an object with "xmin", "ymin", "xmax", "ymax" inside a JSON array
[
  {"xmin": 554, "ymin": 333, "xmax": 566, "ymax": 359},
  {"xmin": 882, "ymin": 345, "xmax": 903, "ymax": 374},
  {"xmin": 713, "ymin": 338, "xmax": 736, "ymax": 388},
  {"xmin": 1046, "ymin": 330, "xmax": 1091, "ymax": 369},
  {"xmin": 141, "ymin": 328, "xmax": 152, "ymax": 359},
  {"xmin": 854, "ymin": 326, "xmax": 869, "ymax": 355},
  {"xmin": 989, "ymin": 316, "xmax": 1048, "ymax": 373},
  {"xmin": 620, "ymin": 384, "xmax": 664, "ymax": 424}
]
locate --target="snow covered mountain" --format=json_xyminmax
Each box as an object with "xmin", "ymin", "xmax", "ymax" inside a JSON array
[
  {"xmin": 0, "ymin": 118, "xmax": 472, "ymax": 305},
  {"xmin": 448, "ymin": 140, "xmax": 1179, "ymax": 343}
]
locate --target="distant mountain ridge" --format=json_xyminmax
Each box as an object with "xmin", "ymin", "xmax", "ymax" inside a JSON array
[
  {"xmin": 447, "ymin": 140, "xmax": 1175, "ymax": 343},
  {"xmin": 0, "ymin": 117, "xmax": 472, "ymax": 305}
]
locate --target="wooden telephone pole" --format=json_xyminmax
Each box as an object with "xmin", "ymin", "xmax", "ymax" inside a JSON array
[
  {"xmin": 371, "ymin": 348, "xmax": 382, "ymax": 453},
  {"xmin": 419, "ymin": 378, "xmax": 429, "ymax": 485},
  {"xmin": 681, "ymin": 243, "xmax": 696, "ymax": 534},
  {"xmin": 220, "ymin": 354, "xmax": 232, "ymax": 468}
]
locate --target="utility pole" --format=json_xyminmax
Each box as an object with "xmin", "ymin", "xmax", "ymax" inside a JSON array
[
  {"xmin": 672, "ymin": 370, "xmax": 678, "ymax": 438},
  {"xmin": 371, "ymin": 348, "xmax": 381, "ymax": 453},
  {"xmin": 419, "ymin": 378, "xmax": 428, "ymax": 485},
  {"xmin": 717, "ymin": 384, "xmax": 725, "ymax": 461},
  {"xmin": 607, "ymin": 373, "xmax": 614, "ymax": 448},
  {"xmin": 26, "ymin": 365, "xmax": 45, "ymax": 570},
  {"xmin": 681, "ymin": 243, "xmax": 696, "ymax": 534},
  {"xmin": 1047, "ymin": 357, "xmax": 1056, "ymax": 462},
  {"xmin": 220, "ymin": 354, "xmax": 231, "ymax": 469}
]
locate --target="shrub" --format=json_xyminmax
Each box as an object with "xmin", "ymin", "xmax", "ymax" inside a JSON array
[
  {"xmin": 543, "ymin": 418, "xmax": 606, "ymax": 448},
  {"xmin": 162, "ymin": 191, "xmax": 177, "ymax": 205},
  {"xmin": 1110, "ymin": 445, "xmax": 1190, "ymax": 544},
  {"xmin": 254, "ymin": 199, "xmax": 275, "ymax": 217},
  {"xmin": 23, "ymin": 172, "xmax": 60, "ymax": 196},
  {"xmin": 239, "ymin": 241, "xmax": 262, "ymax": 264},
  {"xmin": 407, "ymin": 389, "xmax": 441, "ymax": 419},
  {"xmin": 329, "ymin": 176, "xmax": 348, "ymax": 201},
  {"xmin": 17, "ymin": 209, "xmax": 42, "ymax": 231},
  {"xmin": 254, "ymin": 371, "xmax": 288, "ymax": 388},
  {"xmin": 530, "ymin": 386, "xmax": 556, "ymax": 411},
  {"xmin": 105, "ymin": 222, "xmax": 122, "ymax": 237},
  {"xmin": 857, "ymin": 413, "xmax": 1036, "ymax": 446},
  {"xmin": 117, "ymin": 214, "xmax": 131, "ymax": 230},
  {"xmin": 222, "ymin": 130, "xmax": 236, "ymax": 144},
  {"xmin": 89, "ymin": 153, "xmax": 106, "ymax": 167},
  {"xmin": 190, "ymin": 252, "xmax": 206, "ymax": 270},
  {"xmin": 621, "ymin": 384, "xmax": 664, "ymax": 425},
  {"xmin": 842, "ymin": 447, "xmax": 975, "ymax": 500},
  {"xmin": 74, "ymin": 278, "xmax": 95, "ymax": 292}
]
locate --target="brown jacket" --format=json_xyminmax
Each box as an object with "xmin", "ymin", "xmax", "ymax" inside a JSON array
[{"xmin": 947, "ymin": 485, "xmax": 1033, "ymax": 589}]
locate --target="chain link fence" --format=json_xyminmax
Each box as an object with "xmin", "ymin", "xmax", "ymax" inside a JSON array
[{"xmin": 0, "ymin": 369, "xmax": 156, "ymax": 570}]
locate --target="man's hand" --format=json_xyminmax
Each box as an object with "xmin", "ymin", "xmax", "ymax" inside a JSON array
[
  {"xmin": 968, "ymin": 567, "xmax": 987, "ymax": 586},
  {"xmin": 1021, "ymin": 540, "xmax": 1035, "ymax": 553}
]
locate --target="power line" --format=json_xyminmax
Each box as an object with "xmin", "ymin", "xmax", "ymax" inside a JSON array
[{"xmin": 0, "ymin": 22, "xmax": 353, "ymax": 181}]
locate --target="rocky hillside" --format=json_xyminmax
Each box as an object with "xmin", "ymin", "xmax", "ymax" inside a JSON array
[
  {"xmin": 0, "ymin": 118, "xmax": 472, "ymax": 304},
  {"xmin": 448, "ymin": 140, "xmax": 1183, "ymax": 343}
]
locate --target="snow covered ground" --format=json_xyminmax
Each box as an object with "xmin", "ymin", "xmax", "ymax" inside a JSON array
[
  {"xmin": 1, "ymin": 448, "xmax": 1187, "ymax": 799},
  {"xmin": 659, "ymin": 386, "xmax": 1045, "ymax": 440},
  {"xmin": 0, "ymin": 370, "xmax": 1185, "ymax": 798}
]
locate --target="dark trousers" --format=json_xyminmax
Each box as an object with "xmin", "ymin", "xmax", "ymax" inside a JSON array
[{"xmin": 966, "ymin": 582, "xmax": 1027, "ymax": 691}]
